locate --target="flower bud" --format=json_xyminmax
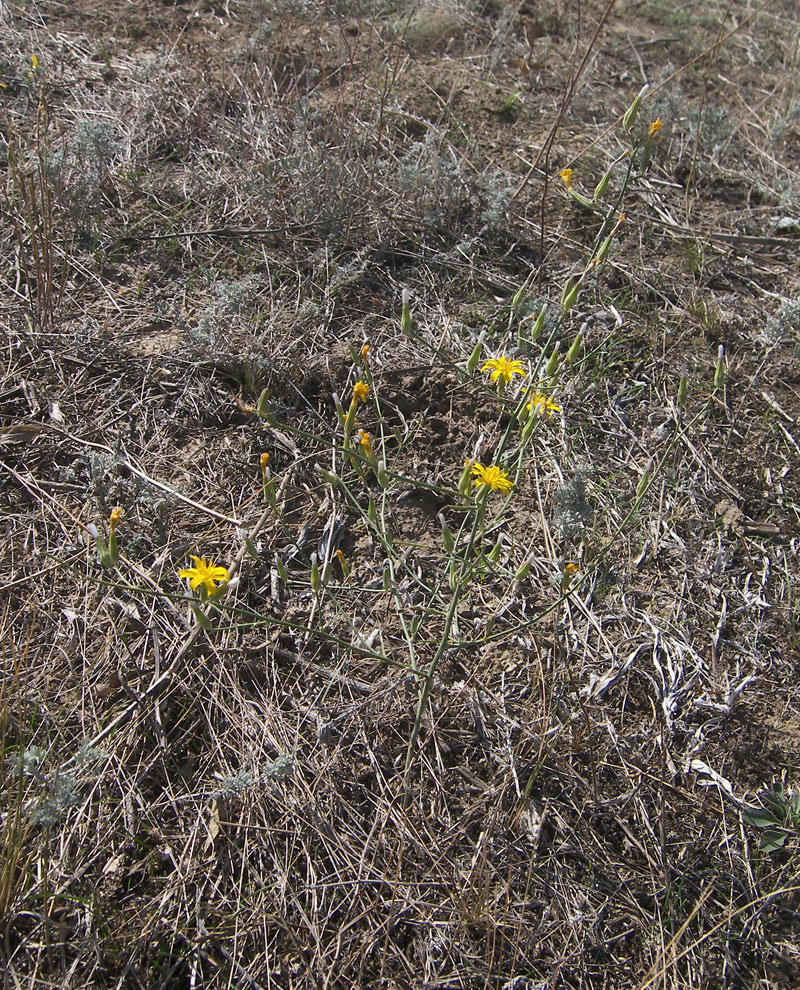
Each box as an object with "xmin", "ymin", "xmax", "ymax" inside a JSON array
[
  {"xmin": 458, "ymin": 460, "xmax": 473, "ymax": 497},
  {"xmin": 565, "ymin": 332, "xmax": 582, "ymax": 367},
  {"xmin": 593, "ymin": 170, "xmax": 611, "ymax": 201},
  {"xmin": 714, "ymin": 345, "xmax": 726, "ymax": 391},
  {"xmin": 622, "ymin": 83, "xmax": 649, "ymax": 132},
  {"xmin": 466, "ymin": 331, "xmax": 485, "ymax": 375},
  {"xmin": 439, "ymin": 513, "xmax": 455, "ymax": 555},
  {"xmin": 316, "ymin": 463, "xmax": 340, "ymax": 486},
  {"xmin": 591, "ymin": 234, "xmax": 614, "ymax": 268},
  {"xmin": 545, "ymin": 343, "xmax": 561, "ymax": 379},
  {"xmin": 400, "ymin": 288, "xmax": 413, "ymax": 338},
  {"xmin": 560, "ymin": 278, "xmax": 579, "ymax": 316},
  {"xmin": 514, "ymin": 554, "xmax": 534, "ymax": 581},
  {"xmin": 487, "ymin": 535, "xmax": 503, "ymax": 564},
  {"xmin": 529, "ymin": 308, "xmax": 546, "ymax": 342},
  {"xmin": 310, "ymin": 553, "xmax": 322, "ymax": 593}
]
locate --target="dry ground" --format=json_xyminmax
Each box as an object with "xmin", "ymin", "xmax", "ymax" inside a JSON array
[{"xmin": 2, "ymin": 1, "xmax": 800, "ymax": 988}]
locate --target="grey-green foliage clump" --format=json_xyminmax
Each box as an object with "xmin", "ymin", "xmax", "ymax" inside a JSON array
[
  {"xmin": 553, "ymin": 466, "xmax": 593, "ymax": 541},
  {"xmin": 770, "ymin": 101, "xmax": 800, "ymax": 145},
  {"xmin": 64, "ymin": 448, "xmax": 168, "ymax": 526},
  {"xmin": 764, "ymin": 297, "xmax": 800, "ymax": 343},
  {"xmin": 395, "ymin": 130, "xmax": 471, "ymax": 228},
  {"xmin": 395, "ymin": 129, "xmax": 513, "ymax": 236},
  {"xmin": 32, "ymin": 771, "xmax": 82, "ymax": 826},
  {"xmin": 477, "ymin": 171, "xmax": 512, "ymax": 235},
  {"xmin": 213, "ymin": 754, "xmax": 296, "ymax": 798},
  {"xmin": 650, "ymin": 74, "xmax": 733, "ymax": 157},
  {"xmin": 47, "ymin": 120, "xmax": 120, "ymax": 234},
  {"xmin": 11, "ymin": 740, "xmax": 108, "ymax": 827},
  {"xmin": 193, "ymin": 275, "xmax": 261, "ymax": 347}
]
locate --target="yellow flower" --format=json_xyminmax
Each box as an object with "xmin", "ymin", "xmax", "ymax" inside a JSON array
[
  {"xmin": 527, "ymin": 392, "xmax": 562, "ymax": 418},
  {"xmin": 559, "ymin": 167, "xmax": 573, "ymax": 190},
  {"xmin": 471, "ymin": 463, "xmax": 514, "ymax": 495},
  {"xmin": 360, "ymin": 343, "xmax": 370, "ymax": 363},
  {"xmin": 649, "ymin": 119, "xmax": 663, "ymax": 139},
  {"xmin": 178, "ymin": 556, "xmax": 230, "ymax": 596},
  {"xmin": 358, "ymin": 430, "xmax": 372, "ymax": 457},
  {"xmin": 352, "ymin": 380, "xmax": 369, "ymax": 405},
  {"xmin": 260, "ymin": 452, "xmax": 270, "ymax": 476},
  {"xmin": 109, "ymin": 506, "xmax": 123, "ymax": 533},
  {"xmin": 31, "ymin": 54, "xmax": 38, "ymax": 70},
  {"xmin": 481, "ymin": 356, "xmax": 526, "ymax": 386}
]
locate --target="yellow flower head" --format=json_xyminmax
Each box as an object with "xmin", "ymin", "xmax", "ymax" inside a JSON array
[
  {"xmin": 649, "ymin": 118, "xmax": 663, "ymax": 140},
  {"xmin": 471, "ymin": 462, "xmax": 514, "ymax": 495},
  {"xmin": 564, "ymin": 562, "xmax": 580, "ymax": 575},
  {"xmin": 559, "ymin": 167, "xmax": 573, "ymax": 190},
  {"xmin": 527, "ymin": 393, "xmax": 562, "ymax": 418},
  {"xmin": 360, "ymin": 343, "xmax": 370, "ymax": 363},
  {"xmin": 352, "ymin": 380, "xmax": 369, "ymax": 405},
  {"xmin": 260, "ymin": 452, "xmax": 270, "ymax": 475},
  {"xmin": 109, "ymin": 506, "xmax": 123, "ymax": 533},
  {"xmin": 481, "ymin": 356, "xmax": 526, "ymax": 386},
  {"xmin": 358, "ymin": 430, "xmax": 372, "ymax": 457},
  {"xmin": 178, "ymin": 556, "xmax": 230, "ymax": 596},
  {"xmin": 31, "ymin": 54, "xmax": 39, "ymax": 70}
]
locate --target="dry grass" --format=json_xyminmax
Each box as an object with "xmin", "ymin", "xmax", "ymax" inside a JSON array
[{"xmin": 2, "ymin": 1, "xmax": 800, "ymax": 988}]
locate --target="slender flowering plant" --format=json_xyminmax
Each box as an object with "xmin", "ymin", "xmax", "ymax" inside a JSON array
[
  {"xmin": 344, "ymin": 380, "xmax": 370, "ymax": 452},
  {"xmin": 179, "ymin": 556, "xmax": 230, "ymax": 597}
]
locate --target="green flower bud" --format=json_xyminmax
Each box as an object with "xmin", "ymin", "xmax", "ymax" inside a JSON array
[
  {"xmin": 400, "ymin": 288, "xmax": 412, "ymax": 338},
  {"xmin": 439, "ymin": 513, "xmax": 455, "ymax": 555},
  {"xmin": 561, "ymin": 279, "xmax": 579, "ymax": 316},
  {"xmin": 545, "ymin": 343, "xmax": 561, "ymax": 379},
  {"xmin": 593, "ymin": 170, "xmax": 611, "ymax": 201},
  {"xmin": 514, "ymin": 555, "xmax": 533, "ymax": 581},
  {"xmin": 529, "ymin": 308, "xmax": 546, "ymax": 342},
  {"xmin": 714, "ymin": 345, "xmax": 726, "ymax": 391},
  {"xmin": 565, "ymin": 332, "xmax": 583, "ymax": 367},
  {"xmin": 310, "ymin": 553, "xmax": 322, "ymax": 593},
  {"xmin": 466, "ymin": 332, "xmax": 485, "ymax": 375},
  {"xmin": 622, "ymin": 83, "xmax": 649, "ymax": 132}
]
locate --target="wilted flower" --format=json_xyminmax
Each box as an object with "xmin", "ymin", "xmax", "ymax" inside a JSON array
[
  {"xmin": 358, "ymin": 430, "xmax": 372, "ymax": 458},
  {"xmin": 559, "ymin": 167, "xmax": 573, "ymax": 190},
  {"xmin": 649, "ymin": 119, "xmax": 663, "ymax": 139},
  {"xmin": 352, "ymin": 380, "xmax": 369, "ymax": 405}
]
